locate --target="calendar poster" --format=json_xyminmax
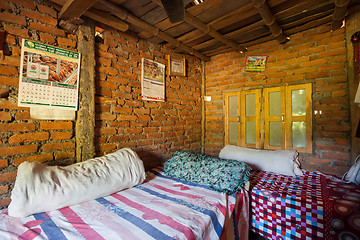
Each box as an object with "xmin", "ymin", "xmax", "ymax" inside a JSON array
[
  {"xmin": 18, "ymin": 39, "xmax": 81, "ymax": 110},
  {"xmin": 141, "ymin": 58, "xmax": 165, "ymax": 101}
]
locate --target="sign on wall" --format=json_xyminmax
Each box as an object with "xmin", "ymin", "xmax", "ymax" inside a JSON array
[
  {"xmin": 18, "ymin": 39, "xmax": 81, "ymax": 110},
  {"xmin": 141, "ymin": 58, "xmax": 165, "ymax": 101}
]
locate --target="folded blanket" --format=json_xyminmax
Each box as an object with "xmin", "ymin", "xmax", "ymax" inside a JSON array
[{"xmin": 164, "ymin": 150, "xmax": 251, "ymax": 194}]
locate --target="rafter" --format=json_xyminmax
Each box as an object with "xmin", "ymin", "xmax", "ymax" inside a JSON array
[
  {"xmin": 193, "ymin": 21, "xmax": 265, "ymax": 52},
  {"xmin": 99, "ymin": 0, "xmax": 210, "ymax": 61},
  {"xmin": 251, "ymin": 0, "xmax": 288, "ymax": 44},
  {"xmin": 49, "ymin": 0, "xmax": 129, "ymax": 33},
  {"xmin": 84, "ymin": 8, "xmax": 129, "ymax": 32},
  {"xmin": 137, "ymin": 0, "xmax": 248, "ymax": 41},
  {"xmin": 331, "ymin": 0, "xmax": 350, "ymax": 30},
  {"xmin": 151, "ymin": 0, "xmax": 246, "ymax": 53},
  {"xmin": 171, "ymin": 5, "xmax": 260, "ymax": 48},
  {"xmin": 58, "ymin": 0, "xmax": 99, "ymax": 20},
  {"xmin": 47, "ymin": 0, "xmax": 346, "ymax": 60}
]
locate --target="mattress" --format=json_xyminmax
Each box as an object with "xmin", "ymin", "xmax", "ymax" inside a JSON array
[
  {"xmin": 0, "ymin": 168, "xmax": 249, "ymax": 240},
  {"xmin": 249, "ymin": 170, "xmax": 360, "ymax": 240}
]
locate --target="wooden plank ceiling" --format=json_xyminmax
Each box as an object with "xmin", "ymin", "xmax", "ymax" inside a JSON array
[{"xmin": 49, "ymin": 0, "xmax": 359, "ymax": 61}]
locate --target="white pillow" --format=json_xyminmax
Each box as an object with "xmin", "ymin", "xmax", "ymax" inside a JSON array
[
  {"xmin": 219, "ymin": 145, "xmax": 303, "ymax": 176},
  {"xmin": 8, "ymin": 148, "xmax": 146, "ymax": 218}
]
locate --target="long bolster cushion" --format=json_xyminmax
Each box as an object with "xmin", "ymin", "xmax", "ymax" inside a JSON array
[
  {"xmin": 219, "ymin": 145, "xmax": 303, "ymax": 176},
  {"xmin": 164, "ymin": 150, "xmax": 252, "ymax": 194},
  {"xmin": 8, "ymin": 148, "xmax": 146, "ymax": 218}
]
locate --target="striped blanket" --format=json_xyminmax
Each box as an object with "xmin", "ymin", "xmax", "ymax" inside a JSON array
[{"xmin": 0, "ymin": 168, "xmax": 249, "ymax": 240}]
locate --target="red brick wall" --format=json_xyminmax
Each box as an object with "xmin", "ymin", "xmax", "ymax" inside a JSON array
[
  {"xmin": 0, "ymin": 0, "xmax": 202, "ymax": 208},
  {"xmin": 0, "ymin": 0, "xmax": 77, "ymax": 208},
  {"xmin": 205, "ymin": 24, "xmax": 350, "ymax": 176},
  {"xmin": 93, "ymin": 30, "xmax": 202, "ymax": 169}
]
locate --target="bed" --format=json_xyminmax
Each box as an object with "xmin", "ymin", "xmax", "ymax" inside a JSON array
[
  {"xmin": 249, "ymin": 170, "xmax": 360, "ymax": 240},
  {"xmin": 0, "ymin": 149, "xmax": 251, "ymax": 240},
  {"xmin": 219, "ymin": 145, "xmax": 360, "ymax": 240}
]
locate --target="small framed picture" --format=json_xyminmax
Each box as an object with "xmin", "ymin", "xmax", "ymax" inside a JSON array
[
  {"xmin": 167, "ymin": 54, "xmax": 186, "ymax": 76},
  {"xmin": 245, "ymin": 56, "xmax": 268, "ymax": 72}
]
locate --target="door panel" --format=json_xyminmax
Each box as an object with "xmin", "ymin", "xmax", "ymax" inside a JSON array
[
  {"xmin": 224, "ymin": 92, "xmax": 240, "ymax": 145},
  {"xmin": 241, "ymin": 89, "xmax": 261, "ymax": 148},
  {"xmin": 286, "ymin": 83, "xmax": 312, "ymax": 153},
  {"xmin": 264, "ymin": 87, "xmax": 285, "ymax": 150}
]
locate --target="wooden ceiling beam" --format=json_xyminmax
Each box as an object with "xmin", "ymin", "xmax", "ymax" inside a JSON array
[
  {"xmin": 152, "ymin": 0, "xmax": 287, "ymax": 52},
  {"xmin": 331, "ymin": 0, "xmax": 350, "ymax": 30},
  {"xmin": 137, "ymin": 0, "xmax": 228, "ymax": 39},
  {"xmin": 58, "ymin": 0, "xmax": 99, "ymax": 20},
  {"xmin": 176, "ymin": 9, "xmax": 260, "ymax": 47},
  {"xmin": 286, "ymin": 15, "xmax": 332, "ymax": 36},
  {"xmin": 185, "ymin": 13, "xmax": 247, "ymax": 53},
  {"xmin": 274, "ymin": 0, "xmax": 328, "ymax": 20},
  {"xmin": 281, "ymin": 9, "xmax": 333, "ymax": 30},
  {"xmin": 49, "ymin": 0, "xmax": 129, "ymax": 32},
  {"xmin": 209, "ymin": 3, "xmax": 256, "ymax": 30},
  {"xmin": 190, "ymin": 22, "xmax": 266, "ymax": 52},
  {"xmin": 251, "ymin": 0, "xmax": 288, "ymax": 44},
  {"xmin": 151, "ymin": 0, "xmax": 247, "ymax": 53},
  {"xmin": 99, "ymin": 0, "xmax": 210, "ymax": 61},
  {"xmin": 84, "ymin": 8, "xmax": 129, "ymax": 32}
]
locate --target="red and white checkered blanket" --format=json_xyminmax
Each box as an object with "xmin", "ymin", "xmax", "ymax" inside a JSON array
[{"xmin": 249, "ymin": 171, "xmax": 360, "ymax": 240}]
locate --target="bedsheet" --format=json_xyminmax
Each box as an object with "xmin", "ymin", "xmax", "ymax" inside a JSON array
[
  {"xmin": 0, "ymin": 168, "xmax": 248, "ymax": 240},
  {"xmin": 249, "ymin": 171, "xmax": 360, "ymax": 240}
]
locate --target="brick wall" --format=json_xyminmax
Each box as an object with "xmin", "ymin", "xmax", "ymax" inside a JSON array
[
  {"xmin": 1, "ymin": 0, "xmax": 347, "ymax": 211},
  {"xmin": 0, "ymin": 0, "xmax": 202, "ymax": 208},
  {"xmin": 93, "ymin": 30, "xmax": 202, "ymax": 169},
  {"xmin": 205, "ymin": 24, "xmax": 350, "ymax": 176},
  {"xmin": 0, "ymin": 0, "xmax": 77, "ymax": 208}
]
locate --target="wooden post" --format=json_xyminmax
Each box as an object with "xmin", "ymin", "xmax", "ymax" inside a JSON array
[
  {"xmin": 331, "ymin": 0, "xmax": 350, "ymax": 30},
  {"xmin": 201, "ymin": 60, "xmax": 205, "ymax": 155},
  {"xmin": 76, "ymin": 18, "xmax": 95, "ymax": 162},
  {"xmin": 345, "ymin": 11, "xmax": 360, "ymax": 164}
]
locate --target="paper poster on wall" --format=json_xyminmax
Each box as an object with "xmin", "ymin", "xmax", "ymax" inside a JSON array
[
  {"xmin": 141, "ymin": 58, "xmax": 165, "ymax": 101},
  {"xmin": 18, "ymin": 39, "xmax": 81, "ymax": 110},
  {"xmin": 30, "ymin": 107, "xmax": 75, "ymax": 120},
  {"xmin": 245, "ymin": 56, "xmax": 267, "ymax": 72}
]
